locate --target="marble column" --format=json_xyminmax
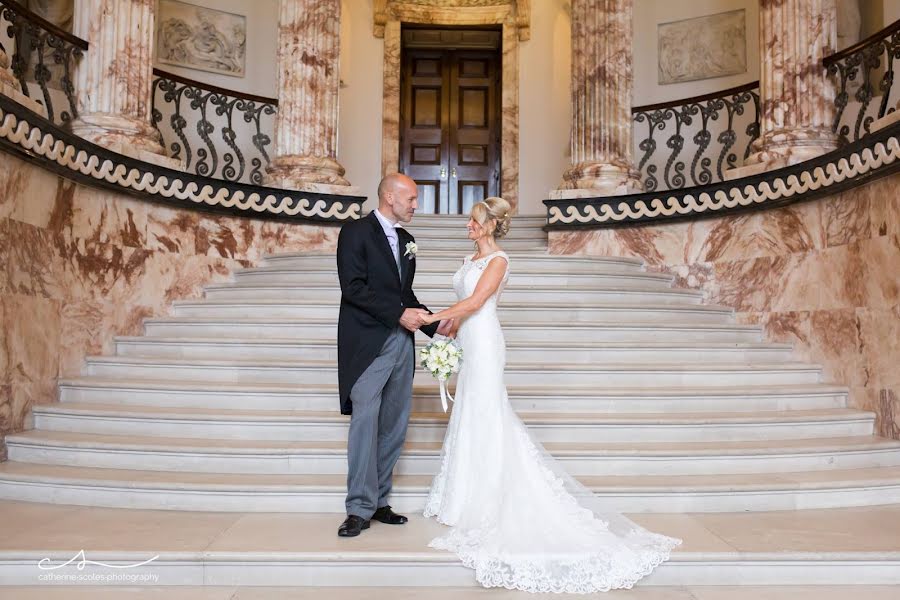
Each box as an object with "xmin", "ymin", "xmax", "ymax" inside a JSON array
[
  {"xmin": 69, "ymin": 0, "xmax": 167, "ymax": 158},
  {"xmin": 553, "ymin": 0, "xmax": 641, "ymax": 198},
  {"xmin": 734, "ymin": 0, "xmax": 839, "ymax": 176},
  {"xmin": 265, "ymin": 0, "xmax": 356, "ymax": 194}
]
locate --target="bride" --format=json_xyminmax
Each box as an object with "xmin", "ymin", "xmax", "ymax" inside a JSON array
[{"xmin": 420, "ymin": 197, "xmax": 681, "ymax": 594}]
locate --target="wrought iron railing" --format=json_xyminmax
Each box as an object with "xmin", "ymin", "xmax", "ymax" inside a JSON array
[
  {"xmin": 631, "ymin": 82, "xmax": 760, "ymax": 192},
  {"xmin": 0, "ymin": 0, "xmax": 86, "ymax": 124},
  {"xmin": 151, "ymin": 69, "xmax": 278, "ymax": 185},
  {"xmin": 825, "ymin": 19, "xmax": 900, "ymax": 144}
]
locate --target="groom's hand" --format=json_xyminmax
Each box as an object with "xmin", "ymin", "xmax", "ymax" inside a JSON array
[
  {"xmin": 436, "ymin": 318, "xmax": 454, "ymax": 337},
  {"xmin": 399, "ymin": 308, "xmax": 429, "ymax": 332}
]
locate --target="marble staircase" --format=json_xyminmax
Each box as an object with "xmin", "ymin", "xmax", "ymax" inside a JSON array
[{"xmin": 1, "ymin": 214, "xmax": 899, "ymax": 591}]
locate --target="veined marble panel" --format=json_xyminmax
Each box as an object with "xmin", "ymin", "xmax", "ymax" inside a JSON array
[
  {"xmin": 0, "ymin": 152, "xmax": 341, "ymax": 447},
  {"xmin": 549, "ymin": 170, "xmax": 900, "ymax": 438}
]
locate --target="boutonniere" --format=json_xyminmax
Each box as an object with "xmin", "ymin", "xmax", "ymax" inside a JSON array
[{"xmin": 404, "ymin": 241, "xmax": 418, "ymax": 260}]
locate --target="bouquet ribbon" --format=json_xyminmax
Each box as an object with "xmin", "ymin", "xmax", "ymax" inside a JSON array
[{"xmin": 439, "ymin": 378, "xmax": 455, "ymax": 413}]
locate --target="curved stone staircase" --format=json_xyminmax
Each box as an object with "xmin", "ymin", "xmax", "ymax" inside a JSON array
[{"xmin": 1, "ymin": 215, "xmax": 899, "ymax": 593}]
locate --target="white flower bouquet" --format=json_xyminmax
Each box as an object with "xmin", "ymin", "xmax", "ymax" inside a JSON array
[{"xmin": 419, "ymin": 338, "xmax": 463, "ymax": 412}]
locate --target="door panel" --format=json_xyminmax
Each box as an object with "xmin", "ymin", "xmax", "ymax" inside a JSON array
[
  {"xmin": 401, "ymin": 49, "xmax": 449, "ymax": 213},
  {"xmin": 412, "ymin": 87, "xmax": 441, "ymax": 127},
  {"xmin": 457, "ymin": 180, "xmax": 488, "ymax": 215},
  {"xmin": 449, "ymin": 51, "xmax": 499, "ymax": 212},
  {"xmin": 400, "ymin": 43, "xmax": 500, "ymax": 215},
  {"xmin": 458, "ymin": 87, "xmax": 488, "ymax": 128},
  {"xmin": 416, "ymin": 180, "xmax": 440, "ymax": 214}
]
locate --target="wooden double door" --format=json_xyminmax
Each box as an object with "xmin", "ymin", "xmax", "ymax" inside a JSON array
[{"xmin": 400, "ymin": 47, "xmax": 501, "ymax": 215}]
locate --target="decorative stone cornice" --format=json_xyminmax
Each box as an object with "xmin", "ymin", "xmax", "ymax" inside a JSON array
[
  {"xmin": 0, "ymin": 95, "xmax": 363, "ymax": 223},
  {"xmin": 544, "ymin": 122, "xmax": 900, "ymax": 229},
  {"xmin": 373, "ymin": 0, "xmax": 530, "ymax": 39}
]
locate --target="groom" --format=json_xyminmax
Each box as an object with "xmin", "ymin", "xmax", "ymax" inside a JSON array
[{"xmin": 336, "ymin": 173, "xmax": 452, "ymax": 537}]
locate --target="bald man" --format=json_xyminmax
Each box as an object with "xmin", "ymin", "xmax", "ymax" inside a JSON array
[{"xmin": 336, "ymin": 173, "xmax": 452, "ymax": 537}]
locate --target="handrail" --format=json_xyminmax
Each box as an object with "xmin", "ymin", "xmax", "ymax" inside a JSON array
[
  {"xmin": 151, "ymin": 69, "xmax": 279, "ymax": 184},
  {"xmin": 0, "ymin": 94, "xmax": 363, "ymax": 223},
  {"xmin": 0, "ymin": 0, "xmax": 86, "ymax": 123},
  {"xmin": 632, "ymin": 81, "xmax": 759, "ymax": 114},
  {"xmin": 631, "ymin": 81, "xmax": 760, "ymax": 191},
  {"xmin": 152, "ymin": 68, "xmax": 278, "ymax": 106},
  {"xmin": 824, "ymin": 17, "xmax": 900, "ymax": 143},
  {"xmin": 0, "ymin": 0, "xmax": 87, "ymax": 50},
  {"xmin": 545, "ymin": 118, "xmax": 900, "ymax": 229},
  {"xmin": 823, "ymin": 17, "xmax": 900, "ymax": 67}
]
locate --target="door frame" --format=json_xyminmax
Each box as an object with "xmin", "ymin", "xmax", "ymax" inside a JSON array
[
  {"xmin": 400, "ymin": 44, "xmax": 502, "ymax": 215},
  {"xmin": 376, "ymin": 3, "xmax": 527, "ymax": 212}
]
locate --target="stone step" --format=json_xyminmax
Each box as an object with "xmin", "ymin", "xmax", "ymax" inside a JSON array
[
  {"xmin": 402, "ymin": 224, "xmax": 546, "ymax": 240},
  {"xmin": 82, "ymin": 357, "xmax": 823, "ymax": 387},
  {"xmin": 1, "ymin": 462, "xmax": 899, "ymax": 512},
  {"xmin": 10, "ymin": 431, "xmax": 899, "ymax": 477},
  {"xmin": 402, "ymin": 238, "xmax": 546, "ymax": 251},
  {"xmin": 171, "ymin": 300, "xmax": 737, "ymax": 324},
  {"xmin": 31, "ymin": 402, "xmax": 875, "ymax": 443},
  {"xmin": 113, "ymin": 337, "xmax": 794, "ymax": 364},
  {"xmin": 232, "ymin": 266, "xmax": 675, "ymax": 288},
  {"xmin": 201, "ymin": 282, "xmax": 704, "ymax": 305},
  {"xmin": 407, "ymin": 213, "xmax": 547, "ymax": 227},
  {"xmin": 1, "ymin": 500, "xmax": 898, "ymax": 588},
  {"xmin": 58, "ymin": 378, "xmax": 850, "ymax": 414},
  {"xmin": 262, "ymin": 251, "xmax": 645, "ymax": 273},
  {"xmin": 143, "ymin": 319, "xmax": 760, "ymax": 343}
]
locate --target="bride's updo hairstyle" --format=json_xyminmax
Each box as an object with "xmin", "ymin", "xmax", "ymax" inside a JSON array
[{"xmin": 471, "ymin": 196, "xmax": 512, "ymax": 239}]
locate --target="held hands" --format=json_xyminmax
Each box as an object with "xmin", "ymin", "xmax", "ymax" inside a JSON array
[
  {"xmin": 399, "ymin": 308, "xmax": 430, "ymax": 332},
  {"xmin": 400, "ymin": 310, "xmax": 454, "ymax": 336},
  {"xmin": 435, "ymin": 318, "xmax": 455, "ymax": 337}
]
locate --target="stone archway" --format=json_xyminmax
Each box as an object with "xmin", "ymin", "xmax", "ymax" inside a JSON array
[{"xmin": 373, "ymin": 0, "xmax": 530, "ymax": 212}]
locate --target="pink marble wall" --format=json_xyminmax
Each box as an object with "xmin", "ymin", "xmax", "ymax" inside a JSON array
[
  {"xmin": 0, "ymin": 153, "xmax": 340, "ymax": 460},
  {"xmin": 550, "ymin": 174, "xmax": 900, "ymax": 439}
]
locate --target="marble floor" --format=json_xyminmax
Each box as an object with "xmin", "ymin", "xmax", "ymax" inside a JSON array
[
  {"xmin": 1, "ymin": 500, "xmax": 899, "ymax": 596},
  {"xmin": 2, "ymin": 500, "xmax": 900, "ymax": 556},
  {"xmin": 1, "ymin": 585, "xmax": 899, "ymax": 599}
]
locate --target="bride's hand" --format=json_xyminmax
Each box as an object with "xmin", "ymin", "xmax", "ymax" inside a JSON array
[{"xmin": 435, "ymin": 318, "xmax": 454, "ymax": 336}]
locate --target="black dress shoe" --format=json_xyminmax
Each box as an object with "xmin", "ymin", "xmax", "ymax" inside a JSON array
[
  {"xmin": 338, "ymin": 515, "xmax": 370, "ymax": 537},
  {"xmin": 372, "ymin": 506, "xmax": 408, "ymax": 525}
]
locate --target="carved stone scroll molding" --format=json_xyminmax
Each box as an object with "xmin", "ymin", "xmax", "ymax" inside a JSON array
[
  {"xmin": 544, "ymin": 120, "xmax": 900, "ymax": 229},
  {"xmin": 0, "ymin": 95, "xmax": 363, "ymax": 223},
  {"xmin": 374, "ymin": 0, "xmax": 530, "ymax": 41}
]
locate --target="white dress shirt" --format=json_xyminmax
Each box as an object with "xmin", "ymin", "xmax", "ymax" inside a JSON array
[{"xmin": 374, "ymin": 208, "xmax": 402, "ymax": 275}]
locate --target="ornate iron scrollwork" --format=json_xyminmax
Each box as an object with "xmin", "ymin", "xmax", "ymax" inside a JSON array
[
  {"xmin": 0, "ymin": 2, "xmax": 85, "ymax": 124},
  {"xmin": 151, "ymin": 69, "xmax": 278, "ymax": 184},
  {"xmin": 825, "ymin": 21, "xmax": 900, "ymax": 144},
  {"xmin": 632, "ymin": 83, "xmax": 760, "ymax": 192}
]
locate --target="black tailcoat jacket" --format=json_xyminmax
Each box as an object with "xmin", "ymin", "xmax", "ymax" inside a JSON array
[{"xmin": 336, "ymin": 212, "xmax": 438, "ymax": 415}]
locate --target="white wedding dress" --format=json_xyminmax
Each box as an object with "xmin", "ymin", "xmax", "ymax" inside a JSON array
[{"xmin": 423, "ymin": 250, "xmax": 681, "ymax": 594}]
